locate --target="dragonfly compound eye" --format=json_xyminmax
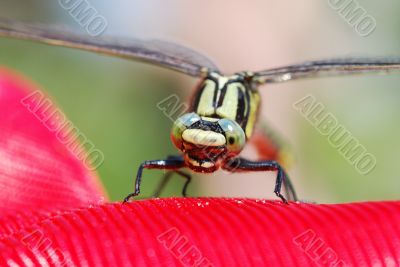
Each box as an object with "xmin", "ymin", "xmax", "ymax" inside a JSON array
[
  {"xmin": 218, "ymin": 118, "xmax": 246, "ymax": 155},
  {"xmin": 171, "ymin": 112, "xmax": 201, "ymax": 150}
]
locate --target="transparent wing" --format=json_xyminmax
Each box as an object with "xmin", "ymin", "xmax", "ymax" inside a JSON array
[
  {"xmin": 0, "ymin": 18, "xmax": 219, "ymax": 77},
  {"xmin": 254, "ymin": 57, "xmax": 400, "ymax": 84}
]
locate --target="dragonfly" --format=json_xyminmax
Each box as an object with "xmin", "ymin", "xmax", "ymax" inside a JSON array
[{"xmin": 1, "ymin": 19, "xmax": 400, "ymax": 203}]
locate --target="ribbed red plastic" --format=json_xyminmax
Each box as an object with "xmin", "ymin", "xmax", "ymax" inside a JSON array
[{"xmin": 0, "ymin": 199, "xmax": 399, "ymax": 266}]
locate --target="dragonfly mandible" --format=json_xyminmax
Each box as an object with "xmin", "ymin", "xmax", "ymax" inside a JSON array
[{"xmin": 1, "ymin": 18, "xmax": 400, "ymax": 203}]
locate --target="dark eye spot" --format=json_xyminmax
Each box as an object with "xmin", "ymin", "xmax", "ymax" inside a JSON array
[{"xmin": 228, "ymin": 137, "xmax": 235, "ymax": 145}]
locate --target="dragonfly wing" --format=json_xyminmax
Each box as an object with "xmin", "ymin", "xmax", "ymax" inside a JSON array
[
  {"xmin": 0, "ymin": 18, "xmax": 219, "ymax": 77},
  {"xmin": 254, "ymin": 57, "xmax": 400, "ymax": 84}
]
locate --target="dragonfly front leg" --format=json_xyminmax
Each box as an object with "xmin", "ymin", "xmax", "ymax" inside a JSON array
[
  {"xmin": 223, "ymin": 158, "xmax": 298, "ymax": 203},
  {"xmin": 123, "ymin": 156, "xmax": 186, "ymax": 202}
]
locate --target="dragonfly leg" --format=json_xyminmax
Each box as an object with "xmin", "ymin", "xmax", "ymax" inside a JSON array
[
  {"xmin": 223, "ymin": 158, "xmax": 298, "ymax": 203},
  {"xmin": 123, "ymin": 156, "xmax": 185, "ymax": 202},
  {"xmin": 152, "ymin": 170, "xmax": 192, "ymax": 197}
]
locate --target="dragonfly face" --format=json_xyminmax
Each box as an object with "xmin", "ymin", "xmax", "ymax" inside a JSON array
[
  {"xmin": 171, "ymin": 112, "xmax": 246, "ymax": 172},
  {"xmin": 171, "ymin": 72, "xmax": 256, "ymax": 172}
]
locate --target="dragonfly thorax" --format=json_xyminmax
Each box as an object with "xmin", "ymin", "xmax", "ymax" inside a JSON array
[{"xmin": 191, "ymin": 71, "xmax": 260, "ymax": 139}]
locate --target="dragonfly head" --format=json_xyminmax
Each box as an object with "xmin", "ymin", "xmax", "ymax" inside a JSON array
[{"xmin": 171, "ymin": 112, "xmax": 245, "ymax": 172}]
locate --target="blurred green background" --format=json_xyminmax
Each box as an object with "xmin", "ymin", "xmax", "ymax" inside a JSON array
[{"xmin": 0, "ymin": 1, "xmax": 399, "ymax": 203}]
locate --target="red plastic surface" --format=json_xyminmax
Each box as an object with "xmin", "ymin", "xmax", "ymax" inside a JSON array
[
  {"xmin": 0, "ymin": 67, "xmax": 399, "ymax": 267},
  {"xmin": 1, "ymin": 199, "xmax": 400, "ymax": 266}
]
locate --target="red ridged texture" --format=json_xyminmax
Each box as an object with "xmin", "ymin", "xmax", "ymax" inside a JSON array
[
  {"xmin": 0, "ymin": 199, "xmax": 399, "ymax": 266},
  {"xmin": 0, "ymin": 67, "xmax": 399, "ymax": 266}
]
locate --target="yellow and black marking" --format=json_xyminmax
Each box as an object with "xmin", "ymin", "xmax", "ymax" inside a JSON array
[{"xmin": 191, "ymin": 72, "xmax": 260, "ymax": 139}]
